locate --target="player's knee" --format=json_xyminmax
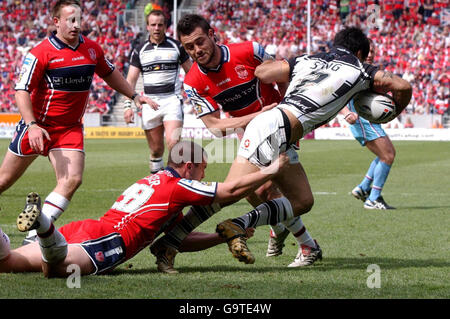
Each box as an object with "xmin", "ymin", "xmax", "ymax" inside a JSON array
[
  {"xmin": 60, "ymin": 175, "xmax": 83, "ymax": 194},
  {"xmin": 0, "ymin": 174, "xmax": 15, "ymax": 194},
  {"xmin": 292, "ymin": 196, "xmax": 314, "ymax": 216},
  {"xmin": 380, "ymin": 149, "xmax": 396, "ymax": 165},
  {"xmin": 166, "ymin": 137, "xmax": 180, "ymax": 151}
]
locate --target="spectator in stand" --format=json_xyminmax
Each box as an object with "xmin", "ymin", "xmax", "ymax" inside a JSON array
[{"xmin": 404, "ymin": 117, "xmax": 415, "ymax": 128}]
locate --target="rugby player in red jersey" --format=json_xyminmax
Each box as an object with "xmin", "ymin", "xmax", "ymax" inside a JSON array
[
  {"xmin": 0, "ymin": 141, "xmax": 288, "ymax": 277},
  {"xmin": 0, "ymin": 0, "xmax": 154, "ymax": 244},
  {"xmin": 150, "ymin": 15, "xmax": 320, "ymax": 270}
]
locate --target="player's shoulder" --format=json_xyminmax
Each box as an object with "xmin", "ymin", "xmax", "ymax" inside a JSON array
[
  {"xmin": 227, "ymin": 41, "xmax": 253, "ymax": 52},
  {"xmin": 28, "ymin": 37, "xmax": 52, "ymax": 55},
  {"xmin": 177, "ymin": 179, "xmax": 217, "ymax": 197},
  {"xmin": 81, "ymin": 35, "xmax": 103, "ymax": 50},
  {"xmin": 165, "ymin": 36, "xmax": 182, "ymax": 47},
  {"xmin": 183, "ymin": 62, "xmax": 202, "ymax": 83}
]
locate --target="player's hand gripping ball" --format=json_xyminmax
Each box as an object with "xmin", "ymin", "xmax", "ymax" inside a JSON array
[{"xmin": 353, "ymin": 90, "xmax": 397, "ymax": 124}]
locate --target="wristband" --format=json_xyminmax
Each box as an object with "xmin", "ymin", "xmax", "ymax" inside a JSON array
[
  {"xmin": 131, "ymin": 93, "xmax": 138, "ymax": 101},
  {"xmin": 26, "ymin": 121, "xmax": 38, "ymax": 128}
]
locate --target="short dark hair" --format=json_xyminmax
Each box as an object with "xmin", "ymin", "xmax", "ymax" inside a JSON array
[
  {"xmin": 177, "ymin": 14, "xmax": 212, "ymax": 40},
  {"xmin": 146, "ymin": 9, "xmax": 166, "ymax": 25},
  {"xmin": 167, "ymin": 140, "xmax": 207, "ymax": 168},
  {"xmin": 52, "ymin": 0, "xmax": 81, "ymax": 18},
  {"xmin": 333, "ymin": 27, "xmax": 370, "ymax": 60}
]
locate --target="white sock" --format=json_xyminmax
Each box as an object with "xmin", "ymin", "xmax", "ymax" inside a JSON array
[
  {"xmin": 38, "ymin": 224, "xmax": 68, "ymax": 263},
  {"xmin": 270, "ymin": 223, "xmax": 287, "ymax": 237},
  {"xmin": 42, "ymin": 192, "xmax": 70, "ymax": 223},
  {"xmin": 283, "ymin": 216, "xmax": 316, "ymax": 248},
  {"xmin": 0, "ymin": 228, "xmax": 11, "ymax": 260},
  {"xmin": 150, "ymin": 157, "xmax": 164, "ymax": 173}
]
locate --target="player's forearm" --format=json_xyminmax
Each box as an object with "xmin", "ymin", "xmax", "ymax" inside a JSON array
[
  {"xmin": 215, "ymin": 163, "xmax": 278, "ymax": 203},
  {"xmin": 203, "ymin": 114, "xmax": 257, "ymax": 137},
  {"xmin": 178, "ymin": 232, "xmax": 225, "ymax": 252},
  {"xmin": 255, "ymin": 60, "xmax": 290, "ymax": 84},
  {"xmin": 103, "ymin": 69, "xmax": 136, "ymax": 99},
  {"xmin": 15, "ymin": 90, "xmax": 36, "ymax": 124},
  {"xmin": 392, "ymin": 81, "xmax": 412, "ymax": 114}
]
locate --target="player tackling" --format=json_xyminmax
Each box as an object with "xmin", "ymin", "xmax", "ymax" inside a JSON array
[
  {"xmin": 0, "ymin": 141, "xmax": 288, "ymax": 277},
  {"xmin": 215, "ymin": 27, "xmax": 412, "ymax": 264}
]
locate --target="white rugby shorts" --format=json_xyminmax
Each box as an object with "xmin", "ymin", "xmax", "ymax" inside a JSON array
[
  {"xmin": 237, "ymin": 108, "xmax": 299, "ymax": 168},
  {"xmin": 141, "ymin": 94, "xmax": 183, "ymax": 130}
]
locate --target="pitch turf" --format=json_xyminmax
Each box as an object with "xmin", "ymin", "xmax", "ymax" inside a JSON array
[{"xmin": 0, "ymin": 138, "xmax": 448, "ymax": 299}]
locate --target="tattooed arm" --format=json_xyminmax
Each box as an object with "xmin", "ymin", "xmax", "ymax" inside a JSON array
[{"xmin": 372, "ymin": 70, "xmax": 412, "ymax": 115}]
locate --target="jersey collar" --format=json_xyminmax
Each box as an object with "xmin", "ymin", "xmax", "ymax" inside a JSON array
[
  {"xmin": 164, "ymin": 166, "xmax": 181, "ymax": 178},
  {"xmin": 49, "ymin": 31, "xmax": 84, "ymax": 51},
  {"xmin": 198, "ymin": 44, "xmax": 230, "ymax": 74}
]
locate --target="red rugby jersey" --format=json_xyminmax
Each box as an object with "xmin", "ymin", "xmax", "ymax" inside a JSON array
[
  {"xmin": 183, "ymin": 41, "xmax": 282, "ymax": 118},
  {"xmin": 15, "ymin": 33, "xmax": 115, "ymax": 126},
  {"xmin": 99, "ymin": 167, "xmax": 217, "ymax": 259}
]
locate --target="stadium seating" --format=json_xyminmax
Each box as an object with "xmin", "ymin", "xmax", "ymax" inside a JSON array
[
  {"xmin": 199, "ymin": 0, "xmax": 449, "ymax": 117},
  {"xmin": 1, "ymin": 0, "xmax": 448, "ymax": 120},
  {"xmin": 0, "ymin": 0, "xmax": 138, "ymax": 114}
]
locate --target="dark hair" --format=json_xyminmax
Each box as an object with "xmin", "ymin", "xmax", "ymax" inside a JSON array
[
  {"xmin": 333, "ymin": 27, "xmax": 370, "ymax": 60},
  {"xmin": 52, "ymin": 0, "xmax": 81, "ymax": 18},
  {"xmin": 167, "ymin": 140, "xmax": 207, "ymax": 168},
  {"xmin": 146, "ymin": 9, "xmax": 166, "ymax": 25},
  {"xmin": 177, "ymin": 14, "xmax": 212, "ymax": 40}
]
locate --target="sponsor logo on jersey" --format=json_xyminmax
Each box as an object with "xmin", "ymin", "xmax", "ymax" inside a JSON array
[
  {"xmin": 217, "ymin": 78, "xmax": 231, "ymax": 86},
  {"xmin": 88, "ymin": 48, "xmax": 96, "ymax": 60},
  {"xmin": 49, "ymin": 58, "xmax": 65, "ymax": 64},
  {"xmin": 72, "ymin": 56, "xmax": 85, "ymax": 61},
  {"xmin": 235, "ymin": 65, "xmax": 248, "ymax": 79},
  {"xmin": 244, "ymin": 139, "xmax": 250, "ymax": 148},
  {"xmin": 195, "ymin": 103, "xmax": 203, "ymax": 115}
]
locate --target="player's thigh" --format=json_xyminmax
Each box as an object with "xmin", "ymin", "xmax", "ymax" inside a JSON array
[
  {"xmin": 57, "ymin": 244, "xmax": 94, "ymax": 276},
  {"xmin": 225, "ymin": 155, "xmax": 260, "ymax": 182},
  {"xmin": 163, "ymin": 120, "xmax": 183, "ymax": 148},
  {"xmin": 273, "ymin": 161, "xmax": 314, "ymax": 216},
  {"xmin": 49, "ymin": 150, "xmax": 85, "ymax": 197},
  {"xmin": 0, "ymin": 151, "xmax": 37, "ymax": 189},
  {"xmin": 1, "ymin": 242, "xmax": 43, "ymax": 273}
]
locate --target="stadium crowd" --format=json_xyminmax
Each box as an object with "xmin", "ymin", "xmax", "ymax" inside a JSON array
[
  {"xmin": 199, "ymin": 0, "xmax": 449, "ymax": 118},
  {"xmin": 0, "ymin": 0, "xmax": 140, "ymax": 114},
  {"xmin": 0, "ymin": 0, "xmax": 448, "ymax": 122}
]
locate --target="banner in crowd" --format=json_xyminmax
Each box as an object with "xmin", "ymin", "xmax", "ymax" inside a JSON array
[
  {"xmin": 0, "ymin": 114, "xmax": 21, "ymax": 139},
  {"xmin": 314, "ymin": 127, "xmax": 450, "ymax": 141}
]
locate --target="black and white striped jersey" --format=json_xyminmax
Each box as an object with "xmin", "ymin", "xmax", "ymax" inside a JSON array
[
  {"xmin": 130, "ymin": 36, "xmax": 190, "ymax": 96},
  {"xmin": 278, "ymin": 46, "xmax": 379, "ymax": 136}
]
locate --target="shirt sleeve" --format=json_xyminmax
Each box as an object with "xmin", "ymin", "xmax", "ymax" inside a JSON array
[
  {"xmin": 287, "ymin": 56, "xmax": 298, "ymax": 81},
  {"xmin": 183, "ymin": 81, "xmax": 220, "ymax": 118},
  {"xmin": 252, "ymin": 41, "xmax": 274, "ymax": 63},
  {"xmin": 129, "ymin": 46, "xmax": 142, "ymax": 69},
  {"xmin": 15, "ymin": 51, "xmax": 45, "ymax": 92},
  {"xmin": 363, "ymin": 63, "xmax": 380, "ymax": 90},
  {"xmin": 172, "ymin": 179, "xmax": 217, "ymax": 206}
]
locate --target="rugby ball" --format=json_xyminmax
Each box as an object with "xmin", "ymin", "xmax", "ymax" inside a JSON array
[{"xmin": 353, "ymin": 91, "xmax": 397, "ymax": 124}]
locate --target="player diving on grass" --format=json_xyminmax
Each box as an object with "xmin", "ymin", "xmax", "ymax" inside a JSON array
[
  {"xmin": 214, "ymin": 27, "xmax": 412, "ymax": 265},
  {"xmin": 150, "ymin": 14, "xmax": 319, "ymax": 270},
  {"xmin": 0, "ymin": 141, "xmax": 288, "ymax": 277}
]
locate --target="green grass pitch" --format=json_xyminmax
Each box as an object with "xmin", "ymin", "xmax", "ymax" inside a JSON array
[{"xmin": 0, "ymin": 138, "xmax": 448, "ymax": 299}]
